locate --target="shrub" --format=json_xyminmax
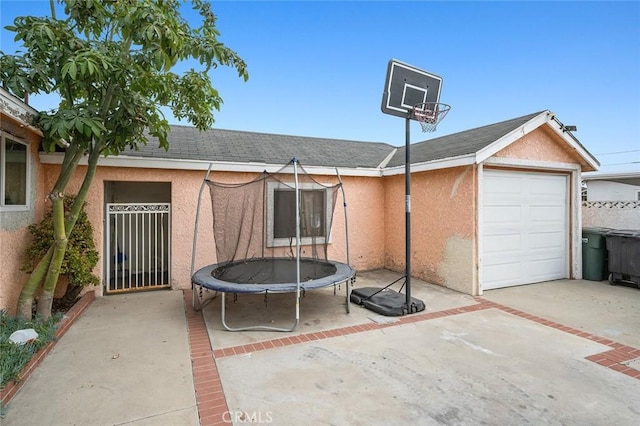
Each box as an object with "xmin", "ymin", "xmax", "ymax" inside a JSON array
[{"xmin": 22, "ymin": 195, "xmax": 100, "ymax": 294}]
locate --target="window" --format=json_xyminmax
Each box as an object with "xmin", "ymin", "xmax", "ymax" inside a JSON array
[
  {"xmin": 1, "ymin": 132, "xmax": 30, "ymax": 211},
  {"xmin": 267, "ymin": 182, "xmax": 331, "ymax": 247}
]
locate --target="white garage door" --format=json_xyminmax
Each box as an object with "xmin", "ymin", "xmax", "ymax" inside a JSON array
[{"xmin": 482, "ymin": 170, "xmax": 568, "ymax": 290}]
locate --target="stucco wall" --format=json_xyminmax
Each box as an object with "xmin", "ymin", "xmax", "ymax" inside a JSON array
[
  {"xmin": 0, "ymin": 118, "xmax": 46, "ymax": 315},
  {"xmin": 383, "ymin": 165, "xmax": 476, "ymax": 294},
  {"xmin": 34, "ymin": 165, "xmax": 384, "ymax": 296},
  {"xmin": 40, "ymin": 164, "xmax": 220, "ymax": 295},
  {"xmin": 495, "ymin": 127, "xmax": 588, "ymax": 168},
  {"xmin": 582, "ymin": 201, "xmax": 640, "ymax": 229}
]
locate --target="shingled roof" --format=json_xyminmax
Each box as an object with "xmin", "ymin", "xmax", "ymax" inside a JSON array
[
  {"xmin": 121, "ymin": 110, "xmax": 587, "ymax": 172},
  {"xmin": 134, "ymin": 126, "xmax": 396, "ymax": 169},
  {"xmin": 387, "ymin": 111, "xmax": 545, "ymax": 167}
]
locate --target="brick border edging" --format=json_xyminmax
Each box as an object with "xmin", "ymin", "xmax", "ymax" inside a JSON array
[
  {"xmin": 183, "ymin": 290, "xmax": 231, "ymax": 426},
  {"xmin": 476, "ymin": 297, "xmax": 640, "ymax": 380},
  {"xmin": 0, "ymin": 291, "xmax": 96, "ymax": 406},
  {"xmin": 212, "ymin": 301, "xmax": 494, "ymax": 359},
  {"xmin": 184, "ymin": 295, "xmax": 640, "ymax": 425},
  {"xmin": 209, "ymin": 297, "xmax": 640, "ymax": 381}
]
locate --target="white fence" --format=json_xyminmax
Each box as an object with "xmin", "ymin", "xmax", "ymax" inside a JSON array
[
  {"xmin": 582, "ymin": 201, "xmax": 640, "ymax": 230},
  {"xmin": 105, "ymin": 203, "xmax": 171, "ymax": 293}
]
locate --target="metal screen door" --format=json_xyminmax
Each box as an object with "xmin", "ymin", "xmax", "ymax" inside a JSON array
[{"xmin": 105, "ymin": 203, "xmax": 171, "ymax": 293}]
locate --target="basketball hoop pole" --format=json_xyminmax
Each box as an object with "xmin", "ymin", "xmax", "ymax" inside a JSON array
[{"xmin": 404, "ymin": 115, "xmax": 412, "ymax": 308}]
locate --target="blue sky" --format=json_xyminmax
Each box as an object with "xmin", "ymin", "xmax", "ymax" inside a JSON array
[{"xmin": 1, "ymin": 1, "xmax": 639, "ymax": 172}]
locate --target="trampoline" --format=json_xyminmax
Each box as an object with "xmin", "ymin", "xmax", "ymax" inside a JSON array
[
  {"xmin": 193, "ymin": 258, "xmax": 354, "ymax": 294},
  {"xmin": 190, "ymin": 159, "xmax": 355, "ymax": 332}
]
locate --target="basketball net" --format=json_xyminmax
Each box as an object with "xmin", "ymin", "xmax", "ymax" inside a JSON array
[{"xmin": 411, "ymin": 102, "xmax": 451, "ymax": 133}]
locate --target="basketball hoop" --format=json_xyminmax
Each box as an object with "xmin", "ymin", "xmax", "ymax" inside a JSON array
[{"xmin": 411, "ymin": 102, "xmax": 451, "ymax": 133}]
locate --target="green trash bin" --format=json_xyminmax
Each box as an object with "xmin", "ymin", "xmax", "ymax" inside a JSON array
[{"xmin": 582, "ymin": 227, "xmax": 611, "ymax": 281}]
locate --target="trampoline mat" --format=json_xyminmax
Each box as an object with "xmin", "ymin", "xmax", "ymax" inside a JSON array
[
  {"xmin": 192, "ymin": 258, "xmax": 354, "ymax": 294},
  {"xmin": 215, "ymin": 258, "xmax": 336, "ymax": 284}
]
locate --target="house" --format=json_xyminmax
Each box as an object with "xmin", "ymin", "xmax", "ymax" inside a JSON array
[
  {"xmin": 0, "ymin": 88, "xmax": 45, "ymax": 312},
  {"xmin": 582, "ymin": 171, "xmax": 640, "ymax": 229},
  {"xmin": 0, "ymin": 93, "xmax": 599, "ymax": 313},
  {"xmin": 582, "ymin": 171, "xmax": 640, "ymax": 201}
]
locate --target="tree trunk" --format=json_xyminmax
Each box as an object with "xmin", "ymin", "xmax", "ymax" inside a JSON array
[
  {"xmin": 18, "ymin": 142, "xmax": 101, "ymax": 319},
  {"xmin": 16, "ymin": 247, "xmax": 53, "ymax": 319},
  {"xmin": 37, "ymin": 194, "xmax": 67, "ymax": 320},
  {"xmin": 62, "ymin": 283, "xmax": 83, "ymax": 305}
]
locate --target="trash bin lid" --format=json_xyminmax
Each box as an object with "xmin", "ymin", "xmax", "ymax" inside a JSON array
[
  {"xmin": 606, "ymin": 229, "xmax": 640, "ymax": 238},
  {"xmin": 582, "ymin": 227, "xmax": 614, "ymax": 235}
]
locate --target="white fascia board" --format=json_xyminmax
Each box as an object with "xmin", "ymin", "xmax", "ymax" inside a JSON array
[
  {"xmin": 474, "ymin": 111, "xmax": 549, "ymax": 164},
  {"xmin": 38, "ymin": 152, "xmax": 383, "ymax": 177},
  {"xmin": 545, "ymin": 115, "xmax": 600, "ymax": 171},
  {"xmin": 377, "ymin": 148, "xmax": 398, "ymax": 169},
  {"xmin": 1, "ymin": 88, "xmax": 43, "ymax": 136},
  {"xmin": 475, "ymin": 110, "xmax": 599, "ymax": 171},
  {"xmin": 582, "ymin": 171, "xmax": 640, "ymax": 180},
  {"xmin": 483, "ymin": 156, "xmax": 581, "ymax": 172},
  {"xmin": 382, "ymin": 154, "xmax": 476, "ymax": 176},
  {"xmin": 0, "ymin": 87, "xmax": 38, "ymax": 116}
]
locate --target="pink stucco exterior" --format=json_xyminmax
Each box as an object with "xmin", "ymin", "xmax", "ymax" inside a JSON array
[
  {"xmin": 0, "ymin": 114, "xmax": 47, "ymax": 315},
  {"xmin": 495, "ymin": 127, "xmax": 589, "ymax": 167},
  {"xmin": 383, "ymin": 166, "xmax": 477, "ymax": 293},
  {"xmin": 0, "ymin": 117, "xmax": 596, "ymax": 313}
]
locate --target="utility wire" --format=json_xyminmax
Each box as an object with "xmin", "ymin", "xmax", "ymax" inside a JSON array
[
  {"xmin": 595, "ymin": 149, "xmax": 640, "ymax": 156},
  {"xmin": 601, "ymin": 161, "xmax": 640, "ymax": 166}
]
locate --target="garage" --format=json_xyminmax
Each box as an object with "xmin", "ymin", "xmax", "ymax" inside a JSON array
[{"xmin": 482, "ymin": 169, "xmax": 569, "ymax": 290}]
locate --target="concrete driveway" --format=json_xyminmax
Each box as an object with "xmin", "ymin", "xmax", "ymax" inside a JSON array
[
  {"xmin": 203, "ymin": 270, "xmax": 640, "ymax": 425},
  {"xmin": 3, "ymin": 270, "xmax": 639, "ymax": 425}
]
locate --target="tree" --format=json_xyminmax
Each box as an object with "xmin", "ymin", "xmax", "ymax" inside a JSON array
[{"xmin": 0, "ymin": 0, "xmax": 248, "ymax": 319}]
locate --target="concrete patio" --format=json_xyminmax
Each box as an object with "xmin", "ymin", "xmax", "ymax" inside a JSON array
[{"xmin": 2, "ymin": 270, "xmax": 639, "ymax": 425}]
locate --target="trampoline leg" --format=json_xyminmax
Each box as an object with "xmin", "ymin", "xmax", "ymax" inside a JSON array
[
  {"xmin": 220, "ymin": 292, "xmax": 300, "ymax": 332},
  {"xmin": 346, "ymin": 278, "xmax": 351, "ymax": 314},
  {"xmin": 192, "ymin": 284, "xmax": 202, "ymax": 311}
]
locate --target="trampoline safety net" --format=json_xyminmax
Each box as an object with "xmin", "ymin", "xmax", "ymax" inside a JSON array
[{"xmin": 206, "ymin": 161, "xmax": 341, "ymax": 284}]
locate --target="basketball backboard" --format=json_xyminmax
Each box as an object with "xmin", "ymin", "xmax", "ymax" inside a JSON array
[{"xmin": 381, "ymin": 59, "xmax": 443, "ymax": 119}]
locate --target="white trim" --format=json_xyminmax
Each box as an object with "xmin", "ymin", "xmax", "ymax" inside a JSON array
[
  {"xmin": 38, "ymin": 152, "xmax": 384, "ymax": 177},
  {"xmin": 571, "ymin": 169, "xmax": 582, "ymax": 279},
  {"xmin": 382, "ymin": 154, "xmax": 476, "ymax": 176},
  {"xmin": 0, "ymin": 132, "xmax": 31, "ymax": 212},
  {"xmin": 475, "ymin": 110, "xmax": 599, "ymax": 171},
  {"xmin": 547, "ymin": 115, "xmax": 600, "ymax": 171},
  {"xmin": 582, "ymin": 171, "xmax": 640, "ymax": 181},
  {"xmin": 0, "ymin": 87, "xmax": 38, "ymax": 117},
  {"xmin": 483, "ymin": 156, "xmax": 582, "ymax": 172},
  {"xmin": 377, "ymin": 148, "xmax": 397, "ymax": 169},
  {"xmin": 476, "ymin": 163, "xmax": 484, "ymax": 295},
  {"xmin": 266, "ymin": 181, "xmax": 333, "ymax": 247},
  {"xmin": 475, "ymin": 112, "xmax": 549, "ymax": 164}
]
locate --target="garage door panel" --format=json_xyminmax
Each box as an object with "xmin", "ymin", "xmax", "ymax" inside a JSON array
[
  {"xmin": 484, "ymin": 175, "xmax": 523, "ymax": 200},
  {"xmin": 483, "ymin": 262, "xmax": 523, "ymax": 287},
  {"xmin": 530, "ymin": 205, "xmax": 564, "ymax": 222},
  {"xmin": 530, "ymin": 176, "xmax": 567, "ymax": 197},
  {"xmin": 484, "ymin": 234, "xmax": 522, "ymax": 252},
  {"xmin": 529, "ymin": 257, "xmax": 566, "ymax": 281},
  {"xmin": 482, "ymin": 170, "xmax": 568, "ymax": 290},
  {"xmin": 529, "ymin": 232, "xmax": 565, "ymax": 250},
  {"xmin": 484, "ymin": 205, "xmax": 522, "ymax": 223}
]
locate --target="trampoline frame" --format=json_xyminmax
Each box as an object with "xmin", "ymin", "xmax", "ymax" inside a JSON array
[{"xmin": 190, "ymin": 159, "xmax": 355, "ymax": 332}]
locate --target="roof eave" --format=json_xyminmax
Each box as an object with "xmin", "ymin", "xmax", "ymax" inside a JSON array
[
  {"xmin": 474, "ymin": 110, "xmax": 600, "ymax": 171},
  {"xmin": 382, "ymin": 154, "xmax": 476, "ymax": 176},
  {"xmin": 38, "ymin": 152, "xmax": 384, "ymax": 177}
]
